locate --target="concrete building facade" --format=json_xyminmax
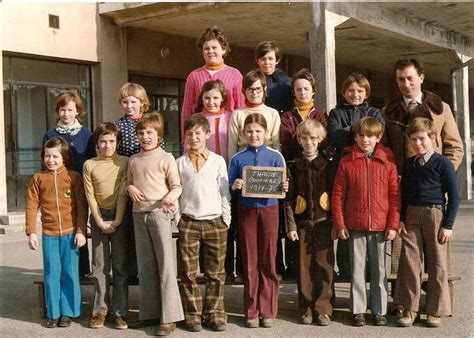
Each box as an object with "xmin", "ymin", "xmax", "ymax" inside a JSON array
[{"xmin": 1, "ymin": 2, "xmax": 472, "ymax": 229}]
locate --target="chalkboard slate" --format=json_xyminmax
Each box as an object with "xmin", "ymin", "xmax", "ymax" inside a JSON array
[{"xmin": 242, "ymin": 166, "xmax": 286, "ymax": 199}]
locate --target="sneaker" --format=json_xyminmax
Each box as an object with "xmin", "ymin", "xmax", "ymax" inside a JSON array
[
  {"xmin": 46, "ymin": 318, "xmax": 59, "ymax": 328},
  {"xmin": 261, "ymin": 317, "xmax": 275, "ymax": 328},
  {"xmin": 375, "ymin": 315, "xmax": 387, "ymax": 326},
  {"xmin": 301, "ymin": 314, "xmax": 313, "ymax": 325},
  {"xmin": 89, "ymin": 313, "xmax": 107, "ymax": 329},
  {"xmin": 397, "ymin": 310, "xmax": 418, "ymax": 327},
  {"xmin": 316, "ymin": 314, "xmax": 331, "ymax": 326},
  {"xmin": 185, "ymin": 322, "xmax": 203, "ymax": 332},
  {"xmin": 245, "ymin": 317, "xmax": 259, "ymax": 328},
  {"xmin": 155, "ymin": 322, "xmax": 176, "ymax": 336},
  {"xmin": 58, "ymin": 316, "xmax": 72, "ymax": 328},
  {"xmin": 352, "ymin": 313, "xmax": 365, "ymax": 327},
  {"xmin": 114, "ymin": 315, "xmax": 128, "ymax": 330},
  {"xmin": 426, "ymin": 315, "xmax": 441, "ymax": 327}
]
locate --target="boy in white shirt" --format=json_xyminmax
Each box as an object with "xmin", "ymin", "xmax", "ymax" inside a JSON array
[{"xmin": 176, "ymin": 113, "xmax": 231, "ymax": 332}]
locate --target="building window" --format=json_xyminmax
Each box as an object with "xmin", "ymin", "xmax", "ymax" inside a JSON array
[{"xmin": 2, "ymin": 55, "xmax": 92, "ymax": 211}]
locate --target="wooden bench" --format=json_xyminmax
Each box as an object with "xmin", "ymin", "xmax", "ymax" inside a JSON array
[{"xmin": 33, "ymin": 273, "xmax": 460, "ymax": 318}]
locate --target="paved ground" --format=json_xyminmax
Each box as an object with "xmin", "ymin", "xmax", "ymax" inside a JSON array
[{"xmin": 1, "ymin": 202, "xmax": 473, "ymax": 337}]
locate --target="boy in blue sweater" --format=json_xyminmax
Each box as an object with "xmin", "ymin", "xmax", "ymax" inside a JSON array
[{"xmin": 396, "ymin": 117, "xmax": 460, "ymax": 328}]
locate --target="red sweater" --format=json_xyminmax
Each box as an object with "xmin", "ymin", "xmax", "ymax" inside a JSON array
[
  {"xmin": 25, "ymin": 166, "xmax": 88, "ymax": 236},
  {"xmin": 332, "ymin": 144, "xmax": 400, "ymax": 232}
]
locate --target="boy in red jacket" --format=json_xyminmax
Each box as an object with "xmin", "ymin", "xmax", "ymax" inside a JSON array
[{"xmin": 332, "ymin": 117, "xmax": 400, "ymax": 327}]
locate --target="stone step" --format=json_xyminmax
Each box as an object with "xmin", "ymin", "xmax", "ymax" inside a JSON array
[{"xmin": 0, "ymin": 212, "xmax": 37, "ymax": 234}]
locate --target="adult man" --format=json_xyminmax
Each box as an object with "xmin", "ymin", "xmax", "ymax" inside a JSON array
[{"xmin": 383, "ymin": 58, "xmax": 464, "ymax": 172}]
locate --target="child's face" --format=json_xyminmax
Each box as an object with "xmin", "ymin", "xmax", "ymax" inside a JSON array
[
  {"xmin": 185, "ymin": 125, "xmax": 210, "ymax": 153},
  {"xmin": 355, "ymin": 133, "xmax": 382, "ymax": 154},
  {"xmin": 343, "ymin": 82, "xmax": 367, "ymax": 106},
  {"xmin": 245, "ymin": 80, "xmax": 264, "ymax": 104},
  {"xmin": 297, "ymin": 131, "xmax": 321, "ymax": 155},
  {"xmin": 44, "ymin": 146, "xmax": 64, "ymax": 171},
  {"xmin": 121, "ymin": 96, "xmax": 143, "ymax": 117},
  {"xmin": 202, "ymin": 89, "xmax": 224, "ymax": 113},
  {"xmin": 137, "ymin": 126, "xmax": 159, "ymax": 151},
  {"xmin": 256, "ymin": 50, "xmax": 278, "ymax": 75},
  {"xmin": 202, "ymin": 39, "xmax": 225, "ymax": 66},
  {"xmin": 58, "ymin": 100, "xmax": 79, "ymax": 126},
  {"xmin": 97, "ymin": 133, "xmax": 117, "ymax": 158},
  {"xmin": 408, "ymin": 131, "xmax": 434, "ymax": 155},
  {"xmin": 244, "ymin": 122, "xmax": 266, "ymax": 148},
  {"xmin": 293, "ymin": 79, "xmax": 314, "ymax": 104}
]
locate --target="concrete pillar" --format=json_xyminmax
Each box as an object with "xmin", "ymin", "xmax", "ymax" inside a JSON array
[
  {"xmin": 308, "ymin": 3, "xmax": 348, "ymax": 112},
  {"xmin": 94, "ymin": 11, "xmax": 128, "ymax": 124},
  {"xmin": 0, "ymin": 56, "xmax": 7, "ymax": 213},
  {"xmin": 454, "ymin": 55, "xmax": 472, "ymax": 200}
]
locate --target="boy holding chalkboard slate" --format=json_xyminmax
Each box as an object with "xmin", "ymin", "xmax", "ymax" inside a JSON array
[
  {"xmin": 228, "ymin": 113, "xmax": 288, "ymax": 329},
  {"xmin": 284, "ymin": 119, "xmax": 334, "ymax": 326},
  {"xmin": 176, "ymin": 113, "xmax": 231, "ymax": 332}
]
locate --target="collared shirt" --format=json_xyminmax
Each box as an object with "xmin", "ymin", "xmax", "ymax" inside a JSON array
[
  {"xmin": 417, "ymin": 149, "xmax": 434, "ymax": 166},
  {"xmin": 403, "ymin": 92, "xmax": 423, "ymax": 107},
  {"xmin": 188, "ymin": 148, "xmax": 209, "ymax": 172}
]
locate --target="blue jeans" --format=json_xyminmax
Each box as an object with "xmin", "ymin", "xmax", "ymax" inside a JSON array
[{"xmin": 42, "ymin": 233, "xmax": 81, "ymax": 320}]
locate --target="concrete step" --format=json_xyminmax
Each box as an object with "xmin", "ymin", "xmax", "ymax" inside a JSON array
[{"xmin": 0, "ymin": 212, "xmax": 36, "ymax": 234}]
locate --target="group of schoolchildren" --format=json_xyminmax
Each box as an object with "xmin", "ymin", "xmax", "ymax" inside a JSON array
[{"xmin": 24, "ymin": 26, "xmax": 461, "ymax": 335}]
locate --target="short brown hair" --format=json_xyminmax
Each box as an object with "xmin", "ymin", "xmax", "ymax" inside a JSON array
[
  {"xmin": 353, "ymin": 116, "xmax": 383, "ymax": 137},
  {"xmin": 255, "ymin": 41, "xmax": 282, "ymax": 62},
  {"xmin": 55, "ymin": 91, "xmax": 85, "ymax": 122},
  {"xmin": 292, "ymin": 68, "xmax": 316, "ymax": 93},
  {"xmin": 41, "ymin": 136, "xmax": 73, "ymax": 170},
  {"xmin": 93, "ymin": 122, "xmax": 122, "ymax": 145},
  {"xmin": 407, "ymin": 117, "xmax": 437, "ymax": 139},
  {"xmin": 136, "ymin": 111, "xmax": 164, "ymax": 138},
  {"xmin": 393, "ymin": 58, "xmax": 424, "ymax": 76},
  {"xmin": 197, "ymin": 26, "xmax": 231, "ymax": 57},
  {"xmin": 184, "ymin": 113, "xmax": 210, "ymax": 134},
  {"xmin": 194, "ymin": 80, "xmax": 227, "ymax": 114},
  {"xmin": 340, "ymin": 73, "xmax": 371, "ymax": 98},
  {"xmin": 243, "ymin": 69, "xmax": 267, "ymax": 98},
  {"xmin": 117, "ymin": 82, "xmax": 150, "ymax": 113},
  {"xmin": 296, "ymin": 119, "xmax": 327, "ymax": 140},
  {"xmin": 243, "ymin": 113, "xmax": 267, "ymax": 132}
]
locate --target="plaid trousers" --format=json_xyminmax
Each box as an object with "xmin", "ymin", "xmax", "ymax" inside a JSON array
[
  {"xmin": 394, "ymin": 205, "xmax": 451, "ymax": 316},
  {"xmin": 177, "ymin": 215, "xmax": 228, "ymax": 324}
]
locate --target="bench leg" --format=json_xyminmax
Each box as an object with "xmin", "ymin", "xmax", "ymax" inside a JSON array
[
  {"xmin": 37, "ymin": 283, "xmax": 46, "ymax": 318},
  {"xmin": 448, "ymin": 280, "xmax": 454, "ymax": 317}
]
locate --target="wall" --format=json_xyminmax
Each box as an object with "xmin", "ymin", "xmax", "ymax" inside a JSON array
[{"xmin": 1, "ymin": 3, "xmax": 97, "ymax": 62}]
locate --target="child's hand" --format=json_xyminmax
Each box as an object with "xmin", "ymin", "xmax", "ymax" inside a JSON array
[
  {"xmin": 385, "ymin": 229, "xmax": 397, "ymax": 241},
  {"xmin": 162, "ymin": 197, "xmax": 176, "ymax": 214},
  {"xmin": 127, "ymin": 185, "xmax": 145, "ymax": 202},
  {"xmin": 74, "ymin": 233, "xmax": 86, "ymax": 248},
  {"xmin": 438, "ymin": 228, "xmax": 452, "ymax": 244},
  {"xmin": 398, "ymin": 221, "xmax": 408, "ymax": 237},
  {"xmin": 101, "ymin": 221, "xmax": 116, "ymax": 234},
  {"xmin": 337, "ymin": 229, "xmax": 350, "ymax": 240},
  {"xmin": 231, "ymin": 179, "xmax": 244, "ymax": 191},
  {"xmin": 28, "ymin": 233, "xmax": 39, "ymax": 250},
  {"xmin": 282, "ymin": 179, "xmax": 289, "ymax": 192},
  {"xmin": 287, "ymin": 230, "xmax": 299, "ymax": 241}
]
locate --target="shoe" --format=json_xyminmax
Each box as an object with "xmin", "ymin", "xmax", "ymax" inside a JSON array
[
  {"xmin": 155, "ymin": 322, "xmax": 176, "ymax": 336},
  {"xmin": 211, "ymin": 321, "xmax": 226, "ymax": 331},
  {"xmin": 392, "ymin": 304, "xmax": 404, "ymax": 318},
  {"xmin": 234, "ymin": 275, "xmax": 244, "ymax": 284},
  {"xmin": 185, "ymin": 322, "xmax": 202, "ymax": 332},
  {"xmin": 397, "ymin": 310, "xmax": 418, "ymax": 327},
  {"xmin": 352, "ymin": 313, "xmax": 365, "ymax": 327},
  {"xmin": 46, "ymin": 318, "xmax": 59, "ymax": 328},
  {"xmin": 426, "ymin": 315, "xmax": 441, "ymax": 327},
  {"xmin": 245, "ymin": 317, "xmax": 259, "ymax": 328},
  {"xmin": 89, "ymin": 313, "xmax": 107, "ymax": 329},
  {"xmin": 58, "ymin": 316, "xmax": 72, "ymax": 327},
  {"xmin": 225, "ymin": 275, "xmax": 234, "ymax": 283},
  {"xmin": 129, "ymin": 319, "xmax": 159, "ymax": 329},
  {"xmin": 114, "ymin": 315, "xmax": 128, "ymax": 330},
  {"xmin": 375, "ymin": 315, "xmax": 387, "ymax": 326},
  {"xmin": 301, "ymin": 314, "xmax": 313, "ymax": 325},
  {"xmin": 316, "ymin": 314, "xmax": 331, "ymax": 326},
  {"xmin": 261, "ymin": 317, "xmax": 275, "ymax": 328}
]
